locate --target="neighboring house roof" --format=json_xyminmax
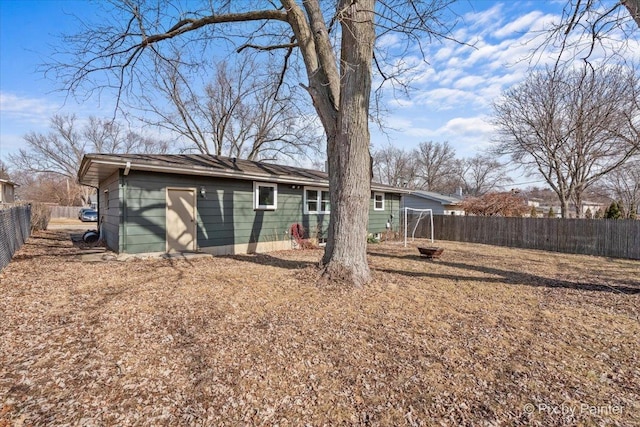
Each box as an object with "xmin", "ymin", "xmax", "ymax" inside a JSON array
[
  {"xmin": 78, "ymin": 153, "xmax": 408, "ymax": 193},
  {"xmin": 0, "ymin": 178, "xmax": 18, "ymax": 187},
  {"xmin": 407, "ymin": 190, "xmax": 463, "ymax": 206}
]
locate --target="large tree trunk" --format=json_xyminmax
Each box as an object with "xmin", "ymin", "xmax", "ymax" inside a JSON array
[
  {"xmin": 623, "ymin": 0, "xmax": 640, "ymax": 28},
  {"xmin": 320, "ymin": 0, "xmax": 375, "ymax": 287}
]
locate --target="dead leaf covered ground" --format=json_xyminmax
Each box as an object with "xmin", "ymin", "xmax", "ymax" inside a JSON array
[{"xmin": 1, "ymin": 228, "xmax": 639, "ymax": 426}]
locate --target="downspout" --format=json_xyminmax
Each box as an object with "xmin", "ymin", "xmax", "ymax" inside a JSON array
[{"xmin": 122, "ymin": 162, "xmax": 131, "ymax": 253}]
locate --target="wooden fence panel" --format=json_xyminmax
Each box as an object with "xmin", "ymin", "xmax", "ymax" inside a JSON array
[
  {"xmin": 425, "ymin": 215, "xmax": 640, "ymax": 260},
  {"xmin": 628, "ymin": 221, "xmax": 640, "ymax": 259},
  {"xmin": 50, "ymin": 206, "xmax": 83, "ymax": 218}
]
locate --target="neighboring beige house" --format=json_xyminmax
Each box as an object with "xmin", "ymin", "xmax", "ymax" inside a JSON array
[
  {"xmin": 0, "ymin": 179, "xmax": 17, "ymax": 203},
  {"xmin": 576, "ymin": 200, "xmax": 607, "ymax": 217}
]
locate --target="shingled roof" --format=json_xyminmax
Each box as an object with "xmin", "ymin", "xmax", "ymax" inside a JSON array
[
  {"xmin": 78, "ymin": 153, "xmax": 406, "ymax": 193},
  {"xmin": 409, "ymin": 190, "xmax": 463, "ymax": 205}
]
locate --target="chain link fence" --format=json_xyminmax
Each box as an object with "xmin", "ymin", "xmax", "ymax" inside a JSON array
[{"xmin": 0, "ymin": 204, "xmax": 31, "ymax": 272}]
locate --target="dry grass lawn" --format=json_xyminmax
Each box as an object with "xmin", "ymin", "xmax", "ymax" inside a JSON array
[{"xmin": 1, "ymin": 229, "xmax": 639, "ymax": 426}]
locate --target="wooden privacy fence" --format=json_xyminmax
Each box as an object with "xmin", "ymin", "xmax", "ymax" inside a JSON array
[
  {"xmin": 0, "ymin": 204, "xmax": 31, "ymax": 272},
  {"xmin": 50, "ymin": 206, "xmax": 82, "ymax": 218},
  {"xmin": 412, "ymin": 215, "xmax": 640, "ymax": 260}
]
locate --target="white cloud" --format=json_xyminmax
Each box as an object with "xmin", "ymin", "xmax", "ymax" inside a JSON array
[
  {"xmin": 452, "ymin": 75, "xmax": 485, "ymax": 90},
  {"xmin": 0, "ymin": 92, "xmax": 58, "ymax": 125},
  {"xmin": 381, "ymin": 115, "xmax": 496, "ymax": 155},
  {"xmin": 376, "ymin": 33, "xmax": 401, "ymax": 49},
  {"xmin": 384, "ymin": 115, "xmax": 415, "ymax": 131},
  {"xmin": 440, "ymin": 116, "xmax": 493, "ymax": 136},
  {"xmin": 464, "ymin": 4, "xmax": 505, "ymax": 33},
  {"xmin": 493, "ymin": 11, "xmax": 544, "ymax": 38},
  {"xmin": 0, "ymin": 134, "xmax": 25, "ymax": 155},
  {"xmin": 413, "ymin": 87, "xmax": 481, "ymax": 111}
]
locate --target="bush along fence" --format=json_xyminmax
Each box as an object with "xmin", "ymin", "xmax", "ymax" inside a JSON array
[
  {"xmin": 0, "ymin": 204, "xmax": 31, "ymax": 272},
  {"xmin": 413, "ymin": 215, "xmax": 640, "ymax": 260}
]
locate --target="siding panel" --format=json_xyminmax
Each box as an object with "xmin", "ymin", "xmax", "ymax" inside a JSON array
[{"xmin": 118, "ymin": 170, "xmax": 404, "ymax": 254}]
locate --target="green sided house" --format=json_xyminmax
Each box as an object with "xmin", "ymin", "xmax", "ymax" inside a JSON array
[{"xmin": 77, "ymin": 154, "xmax": 406, "ymax": 256}]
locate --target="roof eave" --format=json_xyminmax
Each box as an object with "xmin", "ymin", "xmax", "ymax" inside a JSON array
[{"xmin": 78, "ymin": 155, "xmax": 408, "ymax": 194}]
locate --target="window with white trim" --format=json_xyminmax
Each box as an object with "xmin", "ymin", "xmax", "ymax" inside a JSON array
[
  {"xmin": 254, "ymin": 182, "xmax": 277, "ymax": 210},
  {"xmin": 304, "ymin": 187, "xmax": 330, "ymax": 214},
  {"xmin": 373, "ymin": 192, "xmax": 385, "ymax": 211}
]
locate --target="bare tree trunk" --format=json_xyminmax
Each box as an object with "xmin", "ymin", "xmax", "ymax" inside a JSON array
[
  {"xmin": 623, "ymin": 0, "xmax": 640, "ymax": 28},
  {"xmin": 559, "ymin": 197, "xmax": 569, "ymax": 218},
  {"xmin": 321, "ymin": 0, "xmax": 375, "ymax": 287},
  {"xmin": 573, "ymin": 195, "xmax": 582, "ymax": 218}
]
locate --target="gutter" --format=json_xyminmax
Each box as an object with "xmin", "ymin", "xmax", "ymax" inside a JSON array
[{"xmin": 81, "ymin": 158, "xmax": 407, "ymax": 193}]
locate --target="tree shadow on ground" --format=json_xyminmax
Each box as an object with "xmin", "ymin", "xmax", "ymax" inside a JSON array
[
  {"xmin": 224, "ymin": 252, "xmax": 318, "ymax": 270},
  {"xmin": 9, "ymin": 231, "xmax": 80, "ymax": 261},
  {"xmin": 369, "ymin": 251, "xmax": 640, "ymax": 295},
  {"xmin": 367, "ymin": 251, "xmax": 430, "ymax": 262}
]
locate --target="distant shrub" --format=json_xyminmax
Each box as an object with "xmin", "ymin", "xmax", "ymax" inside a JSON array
[
  {"xmin": 31, "ymin": 203, "xmax": 51, "ymax": 231},
  {"xmin": 605, "ymin": 201, "xmax": 622, "ymax": 219}
]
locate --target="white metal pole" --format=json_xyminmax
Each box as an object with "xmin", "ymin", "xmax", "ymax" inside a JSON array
[
  {"xmin": 430, "ymin": 210, "xmax": 434, "ymax": 243},
  {"xmin": 404, "ymin": 207, "xmax": 407, "ymax": 247}
]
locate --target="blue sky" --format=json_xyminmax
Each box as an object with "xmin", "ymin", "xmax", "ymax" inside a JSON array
[{"xmin": 1, "ymin": 1, "xmax": 638, "ymax": 180}]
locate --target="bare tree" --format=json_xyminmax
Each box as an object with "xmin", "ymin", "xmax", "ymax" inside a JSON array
[
  {"xmin": 139, "ymin": 56, "xmax": 322, "ymax": 161},
  {"xmin": 371, "ymin": 144, "xmax": 417, "ymax": 188},
  {"xmin": 11, "ymin": 170, "xmax": 85, "ymax": 206},
  {"xmin": 602, "ymin": 159, "xmax": 640, "ymax": 218},
  {"xmin": 456, "ymin": 154, "xmax": 511, "ymax": 197},
  {"xmin": 51, "ymin": 1, "xmax": 456, "ymax": 286},
  {"xmin": 413, "ymin": 141, "xmax": 458, "ymax": 192},
  {"xmin": 9, "ymin": 114, "xmax": 171, "ymax": 203},
  {"xmin": 493, "ymin": 64, "xmax": 639, "ymax": 218},
  {"xmin": 461, "ymin": 192, "xmax": 529, "ymax": 217},
  {"xmin": 0, "ymin": 160, "xmax": 10, "ymax": 180}
]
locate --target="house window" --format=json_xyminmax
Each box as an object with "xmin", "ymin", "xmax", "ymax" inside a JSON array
[
  {"xmin": 254, "ymin": 182, "xmax": 277, "ymax": 210},
  {"xmin": 374, "ymin": 192, "xmax": 385, "ymax": 211},
  {"xmin": 304, "ymin": 187, "xmax": 330, "ymax": 214}
]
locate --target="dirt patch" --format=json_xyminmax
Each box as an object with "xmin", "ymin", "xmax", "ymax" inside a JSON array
[{"xmin": 1, "ymin": 230, "xmax": 638, "ymax": 426}]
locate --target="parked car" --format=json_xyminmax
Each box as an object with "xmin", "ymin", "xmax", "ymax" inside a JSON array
[
  {"xmin": 79, "ymin": 208, "xmax": 98, "ymax": 222},
  {"xmin": 78, "ymin": 208, "xmax": 89, "ymax": 220}
]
